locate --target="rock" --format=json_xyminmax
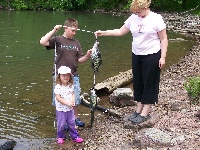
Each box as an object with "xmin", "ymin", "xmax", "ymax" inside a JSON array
[
  {"xmin": 112, "ymin": 88, "xmax": 133, "ymax": 97},
  {"xmin": 0, "ymin": 140, "xmax": 16, "ymax": 150},
  {"xmin": 109, "ymin": 94, "xmax": 136, "ymax": 107},
  {"xmin": 144, "ymin": 128, "xmax": 172, "ymax": 144},
  {"xmin": 194, "ymin": 110, "xmax": 200, "ymax": 119},
  {"xmin": 170, "ymin": 101, "xmax": 188, "ymax": 111}
]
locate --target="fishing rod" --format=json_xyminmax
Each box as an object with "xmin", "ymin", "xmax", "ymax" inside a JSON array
[
  {"xmin": 53, "ymin": 34, "xmax": 57, "ymax": 129},
  {"xmin": 54, "ymin": 35, "xmax": 57, "ymax": 83}
]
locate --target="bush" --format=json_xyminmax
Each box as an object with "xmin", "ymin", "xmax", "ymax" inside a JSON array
[{"xmin": 184, "ymin": 76, "xmax": 200, "ymax": 104}]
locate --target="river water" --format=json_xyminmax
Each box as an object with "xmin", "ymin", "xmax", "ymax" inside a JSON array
[{"xmin": 0, "ymin": 10, "xmax": 196, "ymax": 149}]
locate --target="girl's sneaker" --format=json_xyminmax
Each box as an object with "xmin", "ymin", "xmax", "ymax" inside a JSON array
[
  {"xmin": 57, "ymin": 138, "xmax": 64, "ymax": 144},
  {"xmin": 72, "ymin": 137, "xmax": 84, "ymax": 143}
]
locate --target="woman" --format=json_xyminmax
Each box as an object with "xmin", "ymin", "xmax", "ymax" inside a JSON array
[{"xmin": 94, "ymin": 0, "xmax": 168, "ymax": 124}]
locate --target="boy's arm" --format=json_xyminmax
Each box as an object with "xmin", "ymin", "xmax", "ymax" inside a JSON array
[
  {"xmin": 39, "ymin": 25, "xmax": 62, "ymax": 46},
  {"xmin": 78, "ymin": 49, "xmax": 92, "ymax": 63}
]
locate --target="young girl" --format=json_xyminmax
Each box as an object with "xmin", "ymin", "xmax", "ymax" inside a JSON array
[{"xmin": 54, "ymin": 66, "xmax": 84, "ymax": 144}]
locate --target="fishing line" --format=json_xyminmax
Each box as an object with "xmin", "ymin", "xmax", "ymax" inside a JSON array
[{"xmin": 63, "ymin": 26, "xmax": 94, "ymax": 34}]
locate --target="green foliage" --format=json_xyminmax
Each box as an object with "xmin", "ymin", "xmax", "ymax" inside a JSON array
[
  {"xmin": 89, "ymin": 0, "xmax": 122, "ymax": 11},
  {"xmin": 189, "ymin": 3, "xmax": 200, "ymax": 16},
  {"xmin": 11, "ymin": 0, "xmax": 28, "ymax": 10},
  {"xmin": 44, "ymin": 0, "xmax": 87, "ymax": 11},
  {"xmin": 0, "ymin": 0, "xmax": 199, "ymax": 13},
  {"xmin": 184, "ymin": 76, "xmax": 200, "ymax": 104},
  {"xmin": 123, "ymin": 0, "xmax": 132, "ymax": 10}
]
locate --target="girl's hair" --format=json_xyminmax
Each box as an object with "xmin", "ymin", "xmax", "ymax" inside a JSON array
[
  {"xmin": 64, "ymin": 18, "xmax": 78, "ymax": 27},
  {"xmin": 56, "ymin": 74, "xmax": 73, "ymax": 87},
  {"xmin": 130, "ymin": 0, "xmax": 151, "ymax": 13}
]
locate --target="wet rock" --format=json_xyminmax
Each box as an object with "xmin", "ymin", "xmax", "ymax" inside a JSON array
[
  {"xmin": 0, "ymin": 140, "xmax": 16, "ymax": 150},
  {"xmin": 194, "ymin": 110, "xmax": 200, "ymax": 119},
  {"xmin": 109, "ymin": 94, "xmax": 136, "ymax": 107},
  {"xmin": 170, "ymin": 101, "xmax": 188, "ymax": 111}
]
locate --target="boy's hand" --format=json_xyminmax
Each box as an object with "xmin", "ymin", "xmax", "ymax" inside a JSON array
[
  {"xmin": 54, "ymin": 25, "xmax": 62, "ymax": 32},
  {"xmin": 86, "ymin": 49, "xmax": 92, "ymax": 57}
]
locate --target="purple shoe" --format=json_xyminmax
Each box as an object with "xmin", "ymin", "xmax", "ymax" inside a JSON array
[
  {"xmin": 57, "ymin": 138, "xmax": 64, "ymax": 144},
  {"xmin": 72, "ymin": 137, "xmax": 84, "ymax": 143}
]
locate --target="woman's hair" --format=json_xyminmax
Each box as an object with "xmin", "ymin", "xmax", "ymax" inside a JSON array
[
  {"xmin": 130, "ymin": 0, "xmax": 151, "ymax": 13},
  {"xmin": 64, "ymin": 18, "xmax": 78, "ymax": 27},
  {"xmin": 56, "ymin": 74, "xmax": 73, "ymax": 87}
]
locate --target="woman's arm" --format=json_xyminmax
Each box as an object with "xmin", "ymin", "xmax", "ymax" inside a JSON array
[
  {"xmin": 158, "ymin": 28, "xmax": 168, "ymax": 69},
  {"xmin": 94, "ymin": 25, "xmax": 130, "ymax": 37}
]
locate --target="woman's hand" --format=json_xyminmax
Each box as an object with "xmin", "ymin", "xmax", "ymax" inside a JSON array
[
  {"xmin": 159, "ymin": 57, "xmax": 165, "ymax": 69},
  {"xmin": 94, "ymin": 30, "xmax": 105, "ymax": 36}
]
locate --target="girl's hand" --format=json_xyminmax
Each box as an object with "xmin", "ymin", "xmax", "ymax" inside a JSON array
[{"xmin": 65, "ymin": 100, "xmax": 74, "ymax": 107}]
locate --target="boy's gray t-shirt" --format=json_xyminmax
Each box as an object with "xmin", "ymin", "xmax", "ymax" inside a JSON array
[{"xmin": 47, "ymin": 36, "xmax": 83, "ymax": 75}]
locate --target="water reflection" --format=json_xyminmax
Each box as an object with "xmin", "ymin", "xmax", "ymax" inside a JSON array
[{"xmin": 0, "ymin": 10, "xmax": 196, "ymax": 149}]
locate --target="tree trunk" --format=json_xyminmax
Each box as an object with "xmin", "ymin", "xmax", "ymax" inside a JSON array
[{"xmin": 94, "ymin": 69, "xmax": 132, "ymax": 95}]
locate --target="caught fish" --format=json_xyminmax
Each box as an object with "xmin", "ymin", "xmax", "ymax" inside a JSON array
[
  {"xmin": 91, "ymin": 40, "xmax": 102, "ymax": 73},
  {"xmin": 89, "ymin": 37, "xmax": 101, "ymax": 127},
  {"xmin": 90, "ymin": 87, "xmax": 98, "ymax": 127},
  {"xmin": 90, "ymin": 88, "xmax": 97, "ymax": 111}
]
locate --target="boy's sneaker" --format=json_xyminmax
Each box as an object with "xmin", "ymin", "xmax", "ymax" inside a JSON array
[
  {"xmin": 57, "ymin": 138, "xmax": 64, "ymax": 144},
  {"xmin": 75, "ymin": 118, "xmax": 85, "ymax": 127},
  {"xmin": 64, "ymin": 124, "xmax": 69, "ymax": 131},
  {"xmin": 72, "ymin": 137, "xmax": 84, "ymax": 143}
]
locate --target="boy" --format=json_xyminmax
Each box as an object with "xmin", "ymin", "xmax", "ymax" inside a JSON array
[{"xmin": 40, "ymin": 18, "xmax": 92, "ymax": 127}]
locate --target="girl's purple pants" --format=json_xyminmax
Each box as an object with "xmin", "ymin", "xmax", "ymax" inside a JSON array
[{"xmin": 56, "ymin": 109, "xmax": 79, "ymax": 140}]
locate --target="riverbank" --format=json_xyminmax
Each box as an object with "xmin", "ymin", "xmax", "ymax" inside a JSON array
[{"xmin": 78, "ymin": 13, "xmax": 200, "ymax": 150}]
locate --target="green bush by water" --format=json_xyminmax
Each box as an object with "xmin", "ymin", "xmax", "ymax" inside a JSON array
[{"xmin": 184, "ymin": 76, "xmax": 200, "ymax": 104}]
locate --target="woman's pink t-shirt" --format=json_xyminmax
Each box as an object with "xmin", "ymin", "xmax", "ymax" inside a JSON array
[{"xmin": 125, "ymin": 12, "xmax": 166, "ymax": 55}]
